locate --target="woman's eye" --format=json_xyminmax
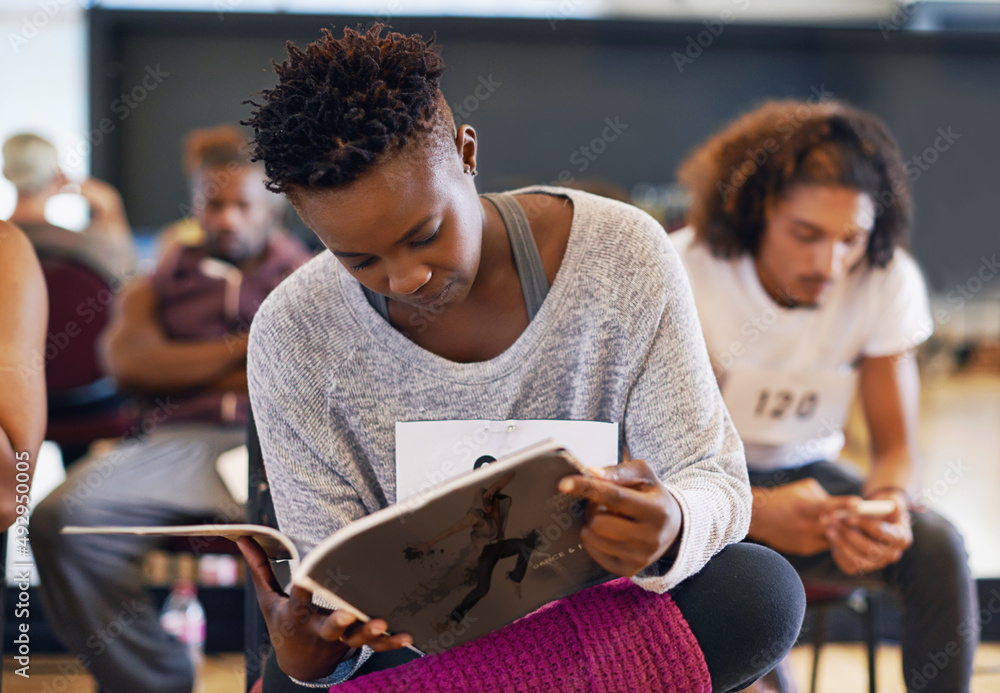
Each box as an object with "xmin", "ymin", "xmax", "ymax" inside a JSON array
[
  {"xmin": 410, "ymin": 228, "xmax": 440, "ymax": 248},
  {"xmin": 350, "ymin": 258, "xmax": 375, "ymax": 272}
]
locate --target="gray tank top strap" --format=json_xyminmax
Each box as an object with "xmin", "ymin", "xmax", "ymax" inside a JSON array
[
  {"xmin": 360, "ymin": 193, "xmax": 549, "ymax": 323},
  {"xmin": 481, "ymin": 193, "xmax": 549, "ymax": 321},
  {"xmin": 361, "ymin": 284, "xmax": 390, "ymax": 322}
]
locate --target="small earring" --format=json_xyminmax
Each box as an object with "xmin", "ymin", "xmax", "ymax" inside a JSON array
[{"xmin": 464, "ymin": 165, "xmax": 478, "ymax": 177}]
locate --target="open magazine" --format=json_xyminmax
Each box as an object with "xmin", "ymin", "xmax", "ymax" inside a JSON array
[{"xmin": 63, "ymin": 439, "xmax": 614, "ymax": 655}]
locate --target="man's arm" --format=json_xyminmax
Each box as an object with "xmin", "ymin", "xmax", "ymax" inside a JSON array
[
  {"xmin": 78, "ymin": 177, "xmax": 132, "ymax": 244},
  {"xmin": 822, "ymin": 351, "xmax": 918, "ymax": 575},
  {"xmin": 858, "ymin": 351, "xmax": 921, "ymax": 497},
  {"xmin": 0, "ymin": 222, "xmax": 48, "ymax": 530},
  {"xmin": 101, "ymin": 277, "xmax": 248, "ymax": 392}
]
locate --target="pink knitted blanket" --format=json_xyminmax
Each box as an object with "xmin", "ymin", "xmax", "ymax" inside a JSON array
[{"xmin": 332, "ymin": 577, "xmax": 711, "ymax": 692}]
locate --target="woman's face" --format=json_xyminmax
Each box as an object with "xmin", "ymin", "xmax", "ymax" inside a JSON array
[{"xmin": 291, "ymin": 128, "xmax": 483, "ymax": 312}]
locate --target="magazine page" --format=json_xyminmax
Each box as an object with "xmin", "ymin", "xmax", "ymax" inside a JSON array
[
  {"xmin": 62, "ymin": 523, "xmax": 298, "ymax": 562},
  {"xmin": 294, "ymin": 440, "xmax": 613, "ymax": 655}
]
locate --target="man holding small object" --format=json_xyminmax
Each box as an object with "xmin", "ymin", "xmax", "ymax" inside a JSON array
[{"xmin": 673, "ymin": 100, "xmax": 977, "ymax": 692}]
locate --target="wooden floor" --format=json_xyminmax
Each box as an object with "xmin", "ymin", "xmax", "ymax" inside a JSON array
[
  {"xmin": 915, "ymin": 373, "xmax": 1000, "ymax": 579},
  {"xmin": 3, "ymin": 642, "xmax": 1000, "ymax": 691}
]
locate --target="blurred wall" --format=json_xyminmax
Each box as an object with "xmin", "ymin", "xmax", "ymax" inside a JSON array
[{"xmin": 88, "ymin": 9, "xmax": 1000, "ymax": 293}]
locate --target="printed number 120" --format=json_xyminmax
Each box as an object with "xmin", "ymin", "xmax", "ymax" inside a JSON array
[{"xmin": 754, "ymin": 390, "xmax": 818, "ymax": 419}]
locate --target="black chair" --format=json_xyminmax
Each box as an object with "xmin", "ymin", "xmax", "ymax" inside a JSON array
[
  {"xmin": 804, "ymin": 584, "xmax": 878, "ymax": 693},
  {"xmin": 244, "ymin": 408, "xmax": 274, "ymax": 691}
]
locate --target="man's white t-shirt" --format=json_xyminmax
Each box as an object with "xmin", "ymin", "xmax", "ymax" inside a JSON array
[{"xmin": 670, "ymin": 226, "xmax": 933, "ymax": 471}]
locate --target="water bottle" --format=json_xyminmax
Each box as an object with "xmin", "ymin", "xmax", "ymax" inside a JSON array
[{"xmin": 160, "ymin": 579, "xmax": 206, "ymax": 671}]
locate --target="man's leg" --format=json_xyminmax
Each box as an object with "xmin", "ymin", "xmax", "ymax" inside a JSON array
[
  {"xmin": 751, "ymin": 462, "xmax": 978, "ymax": 693},
  {"xmin": 29, "ymin": 424, "xmax": 245, "ymax": 693},
  {"xmin": 883, "ymin": 508, "xmax": 978, "ymax": 693}
]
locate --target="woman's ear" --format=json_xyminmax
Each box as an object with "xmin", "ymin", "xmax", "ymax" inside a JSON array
[{"xmin": 455, "ymin": 124, "xmax": 478, "ymax": 174}]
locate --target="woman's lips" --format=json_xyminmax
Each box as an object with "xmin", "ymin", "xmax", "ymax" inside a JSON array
[{"xmin": 412, "ymin": 282, "xmax": 453, "ymax": 309}]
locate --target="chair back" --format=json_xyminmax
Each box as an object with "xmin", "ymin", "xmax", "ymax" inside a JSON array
[
  {"xmin": 38, "ymin": 253, "xmax": 117, "ymax": 404},
  {"xmin": 37, "ymin": 251, "xmax": 138, "ymax": 464}
]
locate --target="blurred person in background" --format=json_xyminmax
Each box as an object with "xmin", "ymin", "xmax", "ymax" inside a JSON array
[
  {"xmin": 0, "ymin": 221, "xmax": 47, "ymax": 531},
  {"xmin": 3, "ymin": 133, "xmax": 135, "ymax": 278},
  {"xmin": 673, "ymin": 99, "xmax": 977, "ymax": 693},
  {"xmin": 28, "ymin": 130, "xmax": 311, "ymax": 693},
  {"xmin": 156, "ymin": 123, "xmax": 253, "ymax": 260}
]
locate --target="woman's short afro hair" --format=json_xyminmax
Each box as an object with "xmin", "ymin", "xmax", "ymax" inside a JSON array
[
  {"xmin": 244, "ymin": 24, "xmax": 449, "ymax": 194},
  {"xmin": 677, "ymin": 100, "xmax": 911, "ymax": 268}
]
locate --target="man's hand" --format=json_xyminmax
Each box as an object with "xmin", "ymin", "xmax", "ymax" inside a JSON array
[
  {"xmin": 825, "ymin": 492, "xmax": 912, "ymax": 576},
  {"xmin": 749, "ymin": 478, "xmax": 856, "ymax": 556},
  {"xmin": 557, "ymin": 456, "xmax": 681, "ymax": 577},
  {"xmin": 73, "ymin": 177, "xmax": 130, "ymax": 236},
  {"xmin": 237, "ymin": 537, "xmax": 413, "ymax": 682}
]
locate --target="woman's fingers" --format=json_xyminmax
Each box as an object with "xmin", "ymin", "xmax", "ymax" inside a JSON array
[
  {"xmin": 329, "ymin": 612, "xmax": 413, "ymax": 652},
  {"xmin": 558, "ymin": 475, "xmax": 661, "ymax": 522},
  {"xmin": 592, "ymin": 457, "xmax": 659, "ymax": 489},
  {"xmin": 580, "ymin": 526, "xmax": 649, "ymax": 575},
  {"xmin": 236, "ymin": 536, "xmax": 288, "ymax": 610}
]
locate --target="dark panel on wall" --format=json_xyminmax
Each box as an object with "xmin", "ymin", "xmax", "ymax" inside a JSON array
[{"xmin": 88, "ymin": 9, "xmax": 1000, "ymax": 291}]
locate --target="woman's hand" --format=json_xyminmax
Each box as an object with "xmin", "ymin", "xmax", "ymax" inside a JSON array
[
  {"xmin": 557, "ymin": 456, "xmax": 682, "ymax": 576},
  {"xmin": 236, "ymin": 537, "xmax": 414, "ymax": 682}
]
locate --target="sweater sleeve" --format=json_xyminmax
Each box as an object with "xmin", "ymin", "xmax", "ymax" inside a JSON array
[
  {"xmin": 247, "ymin": 282, "xmax": 373, "ymax": 685},
  {"xmin": 621, "ymin": 225, "xmax": 751, "ymax": 593}
]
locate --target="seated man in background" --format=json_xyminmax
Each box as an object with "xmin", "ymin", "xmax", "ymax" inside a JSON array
[
  {"xmin": 3, "ymin": 133, "xmax": 136, "ymax": 278},
  {"xmin": 672, "ymin": 100, "xmax": 977, "ymax": 693},
  {"xmin": 29, "ymin": 132, "xmax": 311, "ymax": 693},
  {"xmin": 156, "ymin": 122, "xmax": 259, "ymax": 260},
  {"xmin": 0, "ymin": 220, "xmax": 47, "ymax": 531}
]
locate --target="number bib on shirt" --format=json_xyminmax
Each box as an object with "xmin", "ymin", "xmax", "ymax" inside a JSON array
[
  {"xmin": 395, "ymin": 420, "xmax": 618, "ymax": 503},
  {"xmin": 721, "ymin": 367, "xmax": 857, "ymax": 446}
]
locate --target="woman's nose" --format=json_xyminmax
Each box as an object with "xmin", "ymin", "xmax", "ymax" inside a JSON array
[{"xmin": 388, "ymin": 261, "xmax": 432, "ymax": 296}]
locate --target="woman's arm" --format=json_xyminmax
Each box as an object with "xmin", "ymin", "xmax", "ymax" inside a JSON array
[
  {"xmin": 0, "ymin": 222, "xmax": 48, "ymax": 530},
  {"xmin": 591, "ymin": 218, "xmax": 751, "ymax": 591},
  {"xmin": 411, "ymin": 512, "xmax": 478, "ymax": 553},
  {"xmin": 485, "ymin": 469, "xmax": 516, "ymax": 498}
]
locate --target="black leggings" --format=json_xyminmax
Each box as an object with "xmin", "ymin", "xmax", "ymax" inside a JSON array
[{"xmin": 262, "ymin": 543, "xmax": 804, "ymax": 692}]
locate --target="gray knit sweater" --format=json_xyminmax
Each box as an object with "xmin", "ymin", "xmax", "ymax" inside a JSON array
[{"xmin": 248, "ymin": 185, "xmax": 750, "ymax": 597}]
